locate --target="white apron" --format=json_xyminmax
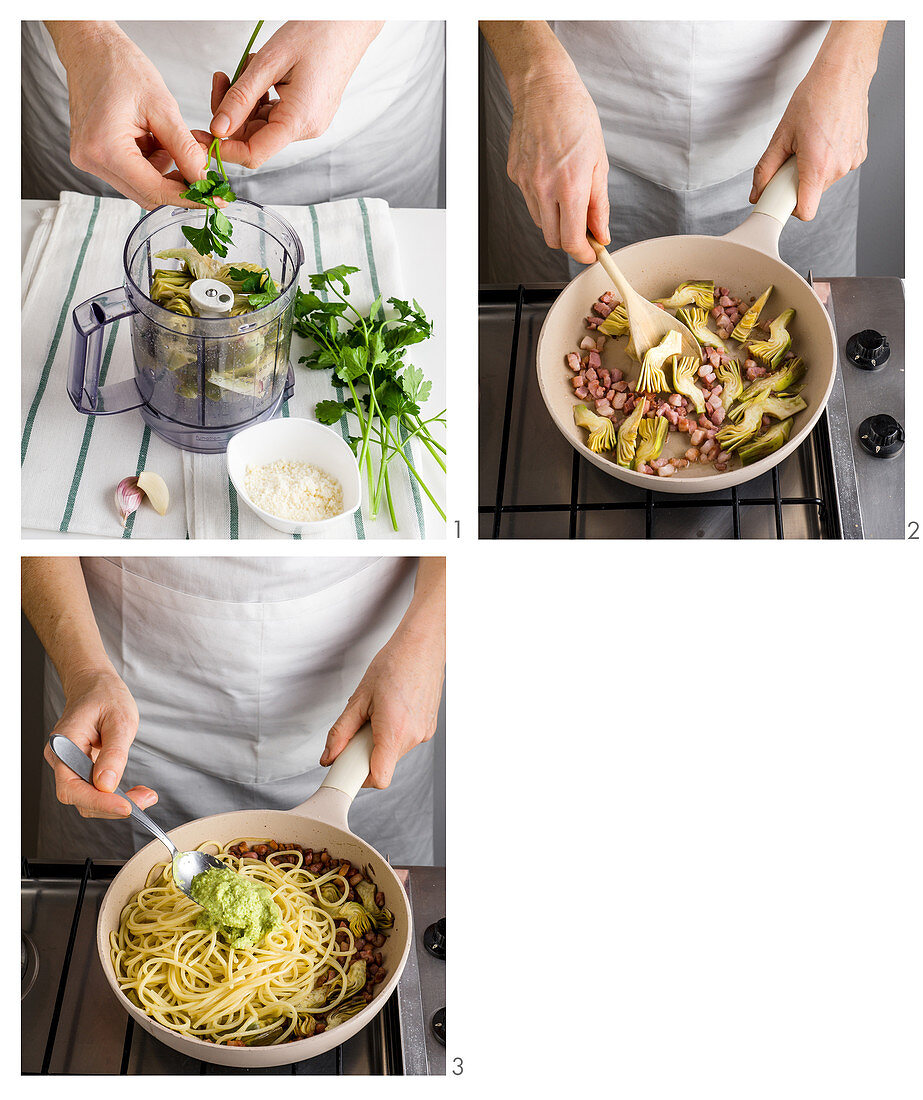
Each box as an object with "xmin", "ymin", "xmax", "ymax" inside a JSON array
[
  {"xmin": 21, "ymin": 20, "xmax": 444, "ymax": 207},
  {"xmin": 38, "ymin": 557, "xmax": 436, "ymax": 866},
  {"xmin": 482, "ymin": 21, "xmax": 860, "ymax": 282}
]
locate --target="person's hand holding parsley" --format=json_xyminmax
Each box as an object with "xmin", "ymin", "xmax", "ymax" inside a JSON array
[
  {"xmin": 45, "ymin": 21, "xmax": 210, "ymax": 209},
  {"xmin": 321, "ymin": 559, "xmax": 445, "ymax": 790},
  {"xmin": 199, "ymin": 21, "xmax": 384, "ymax": 169}
]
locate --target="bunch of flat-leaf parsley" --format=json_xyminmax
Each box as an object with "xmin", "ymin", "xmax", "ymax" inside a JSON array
[{"xmin": 294, "ymin": 265, "xmax": 445, "ymax": 530}]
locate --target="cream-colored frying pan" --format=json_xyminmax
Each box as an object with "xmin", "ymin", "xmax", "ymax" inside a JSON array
[
  {"xmin": 94, "ymin": 725, "xmax": 412, "ymax": 1068},
  {"xmin": 536, "ymin": 159, "xmax": 838, "ymax": 494}
]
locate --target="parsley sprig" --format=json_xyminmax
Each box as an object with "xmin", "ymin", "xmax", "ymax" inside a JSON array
[
  {"xmin": 227, "ymin": 266, "xmax": 280, "ymax": 309},
  {"xmin": 180, "ymin": 141, "xmax": 236, "ymax": 256},
  {"xmin": 178, "ymin": 21, "xmax": 263, "ymax": 257},
  {"xmin": 294, "ymin": 265, "xmax": 445, "ymax": 529}
]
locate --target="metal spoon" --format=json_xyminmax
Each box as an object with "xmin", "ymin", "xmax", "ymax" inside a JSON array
[
  {"xmin": 587, "ymin": 232, "xmax": 701, "ymax": 361},
  {"xmin": 48, "ymin": 735, "xmax": 224, "ymax": 899}
]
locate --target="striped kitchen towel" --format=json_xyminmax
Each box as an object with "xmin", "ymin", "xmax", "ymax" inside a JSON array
[{"xmin": 21, "ymin": 191, "xmax": 444, "ymax": 540}]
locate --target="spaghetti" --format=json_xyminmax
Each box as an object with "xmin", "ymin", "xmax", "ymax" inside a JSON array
[{"xmin": 110, "ymin": 839, "xmax": 392, "ymax": 1046}]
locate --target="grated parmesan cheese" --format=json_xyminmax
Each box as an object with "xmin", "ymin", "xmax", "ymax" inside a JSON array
[{"xmin": 244, "ymin": 459, "xmax": 344, "ymax": 522}]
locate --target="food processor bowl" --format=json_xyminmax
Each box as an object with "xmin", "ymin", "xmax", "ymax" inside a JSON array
[{"xmin": 68, "ymin": 201, "xmax": 304, "ymax": 453}]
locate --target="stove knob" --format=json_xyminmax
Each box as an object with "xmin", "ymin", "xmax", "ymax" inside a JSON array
[
  {"xmin": 845, "ymin": 329, "xmax": 890, "ymax": 370},
  {"xmin": 431, "ymin": 1007, "xmax": 446, "ymax": 1046},
  {"xmin": 423, "ymin": 917, "xmax": 446, "ymax": 959},
  {"xmin": 858, "ymin": 414, "xmax": 904, "ymax": 458}
]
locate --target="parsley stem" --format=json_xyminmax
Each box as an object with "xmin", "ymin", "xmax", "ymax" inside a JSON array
[
  {"xmin": 231, "ymin": 20, "xmax": 265, "ymax": 85},
  {"xmin": 383, "ymin": 461, "xmax": 397, "ymax": 530},
  {"xmin": 375, "ymin": 408, "xmax": 446, "ymax": 521},
  {"xmin": 209, "ymin": 136, "xmax": 227, "ymax": 182}
]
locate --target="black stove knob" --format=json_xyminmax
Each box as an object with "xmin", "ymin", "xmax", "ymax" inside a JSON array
[
  {"xmin": 858, "ymin": 414, "xmax": 904, "ymax": 458},
  {"xmin": 846, "ymin": 329, "xmax": 890, "ymax": 370},
  {"xmin": 431, "ymin": 1007, "xmax": 445, "ymax": 1045},
  {"xmin": 423, "ymin": 917, "xmax": 445, "ymax": 959}
]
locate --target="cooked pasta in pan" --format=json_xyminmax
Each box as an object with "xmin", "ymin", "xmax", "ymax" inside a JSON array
[{"xmin": 110, "ymin": 839, "xmax": 392, "ymax": 1046}]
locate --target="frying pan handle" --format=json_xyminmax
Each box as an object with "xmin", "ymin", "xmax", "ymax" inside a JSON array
[
  {"xmin": 291, "ymin": 722, "xmax": 374, "ymax": 828},
  {"xmin": 753, "ymin": 157, "xmax": 800, "ymax": 225},
  {"xmin": 722, "ymin": 156, "xmax": 800, "ymax": 258}
]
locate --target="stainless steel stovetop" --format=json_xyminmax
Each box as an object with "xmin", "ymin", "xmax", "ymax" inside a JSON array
[
  {"xmin": 22, "ymin": 860, "xmax": 445, "ymax": 1075},
  {"xmin": 479, "ymin": 277, "xmax": 904, "ymax": 539}
]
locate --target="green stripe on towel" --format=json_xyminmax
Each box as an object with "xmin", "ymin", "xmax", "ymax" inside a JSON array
[
  {"xmin": 228, "ymin": 477, "xmax": 239, "ymax": 540},
  {"xmin": 309, "ymin": 204, "xmax": 364, "ymax": 539},
  {"xmin": 121, "ymin": 425, "xmax": 152, "ymax": 538},
  {"xmin": 22, "ymin": 196, "xmax": 101, "ymax": 465}
]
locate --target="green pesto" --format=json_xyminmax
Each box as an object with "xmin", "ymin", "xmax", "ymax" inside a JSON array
[{"xmin": 190, "ymin": 866, "xmax": 281, "ymax": 949}]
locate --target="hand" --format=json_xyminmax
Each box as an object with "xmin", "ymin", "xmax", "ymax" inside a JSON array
[
  {"xmin": 750, "ymin": 22, "xmax": 884, "ymax": 221},
  {"xmin": 47, "ymin": 22, "xmax": 209, "ymax": 208},
  {"xmin": 199, "ymin": 21, "xmax": 383, "ymax": 170},
  {"xmin": 42, "ymin": 666, "xmax": 156, "ymax": 819},
  {"xmin": 507, "ymin": 70, "xmax": 610, "ymax": 264},
  {"xmin": 322, "ymin": 623, "xmax": 445, "ymax": 790}
]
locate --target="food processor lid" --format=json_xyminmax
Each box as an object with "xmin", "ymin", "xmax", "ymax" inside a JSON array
[{"xmin": 190, "ymin": 279, "xmax": 234, "ymax": 317}]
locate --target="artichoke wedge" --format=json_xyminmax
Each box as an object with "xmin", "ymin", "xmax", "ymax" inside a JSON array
[
  {"xmin": 654, "ymin": 280, "xmax": 715, "ymax": 311},
  {"xmin": 597, "ymin": 303, "xmax": 630, "ymax": 337},
  {"xmin": 676, "ymin": 307, "xmax": 727, "ymax": 350},
  {"xmin": 731, "ymin": 356, "xmax": 805, "ymax": 418},
  {"xmin": 761, "ymin": 394, "xmax": 807, "ymax": 420},
  {"xmin": 747, "ymin": 308, "xmax": 795, "ymax": 367},
  {"xmin": 574, "ymin": 404, "xmax": 617, "ymax": 454},
  {"xmin": 356, "ymin": 880, "xmax": 394, "ymax": 929},
  {"xmin": 616, "ymin": 397, "xmax": 649, "ymax": 468},
  {"xmin": 730, "ymin": 285, "xmax": 773, "ymax": 343},
  {"xmin": 325, "ymin": 997, "xmax": 368, "ymax": 1030},
  {"xmin": 714, "ymin": 358, "xmax": 743, "ymax": 412},
  {"xmin": 715, "ymin": 403, "xmax": 764, "ymax": 453},
  {"xmin": 633, "ymin": 416, "xmax": 669, "ymax": 471},
  {"xmin": 671, "ymin": 356, "xmax": 706, "ymax": 415},
  {"xmin": 738, "ymin": 417, "xmax": 793, "ymax": 466},
  {"xmin": 154, "ymin": 248, "xmax": 225, "ymax": 281},
  {"xmin": 717, "ymin": 393, "xmax": 806, "ymax": 452},
  {"xmin": 636, "ymin": 330, "xmax": 681, "ymax": 394}
]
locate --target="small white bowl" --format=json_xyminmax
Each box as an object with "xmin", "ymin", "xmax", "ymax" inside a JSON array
[{"xmin": 226, "ymin": 417, "xmax": 361, "ymax": 535}]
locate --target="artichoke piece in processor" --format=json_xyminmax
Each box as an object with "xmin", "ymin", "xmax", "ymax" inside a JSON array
[
  {"xmin": 597, "ymin": 302, "xmax": 630, "ymax": 337},
  {"xmin": 676, "ymin": 307, "xmax": 727, "ymax": 350},
  {"xmin": 574, "ymin": 404, "xmax": 617, "ymax": 453},
  {"xmin": 747, "ymin": 307, "xmax": 795, "ymax": 367},
  {"xmin": 633, "ymin": 416, "xmax": 669, "ymax": 471},
  {"xmin": 671, "ymin": 356, "xmax": 706, "ymax": 415},
  {"xmin": 730, "ymin": 285, "xmax": 773, "ymax": 343},
  {"xmin": 731, "ymin": 356, "xmax": 805, "ymax": 418},
  {"xmin": 616, "ymin": 397, "xmax": 649, "ymax": 468},
  {"xmin": 738, "ymin": 417, "xmax": 793, "ymax": 466},
  {"xmin": 654, "ymin": 280, "xmax": 715, "ymax": 311},
  {"xmin": 636, "ymin": 330, "xmax": 681, "ymax": 394}
]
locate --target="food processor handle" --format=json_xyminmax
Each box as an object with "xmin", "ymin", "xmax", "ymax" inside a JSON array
[{"xmin": 68, "ymin": 287, "xmax": 145, "ymax": 415}]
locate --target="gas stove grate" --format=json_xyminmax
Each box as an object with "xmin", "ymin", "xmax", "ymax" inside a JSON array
[
  {"xmin": 21, "ymin": 857, "xmax": 403, "ymax": 1076},
  {"xmin": 479, "ymin": 285, "xmax": 843, "ymax": 539}
]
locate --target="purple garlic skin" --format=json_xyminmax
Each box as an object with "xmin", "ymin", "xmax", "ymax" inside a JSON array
[{"xmin": 115, "ymin": 477, "xmax": 144, "ymax": 526}]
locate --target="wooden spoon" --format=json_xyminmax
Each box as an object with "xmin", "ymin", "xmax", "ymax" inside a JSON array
[{"xmin": 587, "ymin": 232, "xmax": 701, "ymax": 361}]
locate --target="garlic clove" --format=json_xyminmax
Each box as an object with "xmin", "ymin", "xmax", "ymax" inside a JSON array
[
  {"xmin": 115, "ymin": 477, "xmax": 144, "ymax": 527},
  {"xmin": 136, "ymin": 471, "xmax": 170, "ymax": 516}
]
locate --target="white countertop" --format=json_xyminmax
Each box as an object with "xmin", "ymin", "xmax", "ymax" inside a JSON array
[{"xmin": 21, "ymin": 200, "xmax": 446, "ymax": 540}]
